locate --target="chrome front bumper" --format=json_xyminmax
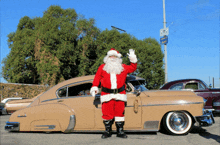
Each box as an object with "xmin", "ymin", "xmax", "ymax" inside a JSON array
[
  {"xmin": 195, "ymin": 110, "xmax": 215, "ymax": 127},
  {"xmin": 5, "ymin": 121, "xmax": 20, "ymax": 131},
  {"xmin": 2, "ymin": 108, "xmax": 7, "ymax": 114}
]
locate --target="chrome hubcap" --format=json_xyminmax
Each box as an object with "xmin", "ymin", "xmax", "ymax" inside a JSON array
[{"xmin": 169, "ymin": 112, "xmax": 189, "ymax": 131}]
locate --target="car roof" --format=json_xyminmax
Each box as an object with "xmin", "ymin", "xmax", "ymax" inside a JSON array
[
  {"xmin": 161, "ymin": 78, "xmax": 204, "ymax": 89},
  {"xmin": 168, "ymin": 78, "xmax": 202, "ymax": 83}
]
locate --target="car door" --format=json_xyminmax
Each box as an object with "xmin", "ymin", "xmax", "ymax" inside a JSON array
[
  {"xmin": 93, "ymin": 82, "xmax": 142, "ymax": 130},
  {"xmin": 42, "ymin": 81, "xmax": 95, "ymax": 130}
]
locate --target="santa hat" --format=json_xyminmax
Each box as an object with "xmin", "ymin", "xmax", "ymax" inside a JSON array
[{"xmin": 107, "ymin": 48, "xmax": 122, "ymax": 58}]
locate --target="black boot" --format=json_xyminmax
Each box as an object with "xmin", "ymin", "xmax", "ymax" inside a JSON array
[
  {"xmin": 115, "ymin": 122, "xmax": 127, "ymax": 138},
  {"xmin": 101, "ymin": 119, "xmax": 114, "ymax": 139}
]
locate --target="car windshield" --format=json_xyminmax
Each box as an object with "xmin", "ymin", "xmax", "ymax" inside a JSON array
[
  {"xmin": 201, "ymin": 80, "xmax": 209, "ymax": 88},
  {"xmin": 129, "ymin": 80, "xmax": 148, "ymax": 92}
]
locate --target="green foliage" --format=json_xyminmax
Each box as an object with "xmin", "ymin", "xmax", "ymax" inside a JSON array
[
  {"xmin": 0, "ymin": 83, "xmax": 48, "ymax": 99},
  {"xmin": 136, "ymin": 38, "xmax": 165, "ymax": 89},
  {"xmin": 1, "ymin": 5, "xmax": 165, "ymax": 89}
]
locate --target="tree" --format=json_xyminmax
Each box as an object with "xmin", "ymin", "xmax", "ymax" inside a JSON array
[
  {"xmin": 2, "ymin": 5, "xmax": 100, "ymax": 86},
  {"xmin": 136, "ymin": 38, "xmax": 165, "ymax": 89},
  {"xmin": 76, "ymin": 17, "xmax": 100, "ymax": 76},
  {"xmin": 2, "ymin": 5, "xmax": 164, "ymax": 89},
  {"xmin": 34, "ymin": 5, "xmax": 79, "ymax": 86},
  {"xmin": 2, "ymin": 16, "xmax": 39, "ymax": 84},
  {"xmin": 90, "ymin": 29, "xmax": 138, "ymax": 73}
]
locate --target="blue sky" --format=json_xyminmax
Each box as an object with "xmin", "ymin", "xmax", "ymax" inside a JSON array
[{"xmin": 1, "ymin": 0, "xmax": 219, "ymax": 87}]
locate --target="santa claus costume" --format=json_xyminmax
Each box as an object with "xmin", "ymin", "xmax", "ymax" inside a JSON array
[{"xmin": 90, "ymin": 48, "xmax": 137, "ymax": 139}]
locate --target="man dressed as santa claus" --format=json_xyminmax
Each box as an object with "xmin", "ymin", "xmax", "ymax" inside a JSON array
[{"xmin": 90, "ymin": 48, "xmax": 137, "ymax": 139}]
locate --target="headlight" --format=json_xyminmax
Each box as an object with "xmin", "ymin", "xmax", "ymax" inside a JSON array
[{"xmin": 203, "ymin": 98, "xmax": 207, "ymax": 107}]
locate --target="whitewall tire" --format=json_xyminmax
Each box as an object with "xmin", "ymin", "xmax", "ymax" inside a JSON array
[{"xmin": 163, "ymin": 111, "xmax": 193, "ymax": 135}]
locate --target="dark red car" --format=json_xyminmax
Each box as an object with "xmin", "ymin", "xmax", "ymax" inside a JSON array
[{"xmin": 160, "ymin": 79, "xmax": 220, "ymax": 113}]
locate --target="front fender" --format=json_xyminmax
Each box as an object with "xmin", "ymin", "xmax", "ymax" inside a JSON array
[{"xmin": 8, "ymin": 103, "xmax": 75, "ymax": 132}]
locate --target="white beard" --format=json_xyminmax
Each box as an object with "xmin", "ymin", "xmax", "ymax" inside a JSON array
[{"xmin": 103, "ymin": 56, "xmax": 124, "ymax": 74}]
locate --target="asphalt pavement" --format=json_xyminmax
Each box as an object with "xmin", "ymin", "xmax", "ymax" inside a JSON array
[{"xmin": 0, "ymin": 114, "xmax": 220, "ymax": 145}]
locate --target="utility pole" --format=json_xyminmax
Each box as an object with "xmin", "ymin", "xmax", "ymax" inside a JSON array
[
  {"xmin": 163, "ymin": 0, "xmax": 167, "ymax": 84},
  {"xmin": 160, "ymin": 0, "xmax": 168, "ymax": 84}
]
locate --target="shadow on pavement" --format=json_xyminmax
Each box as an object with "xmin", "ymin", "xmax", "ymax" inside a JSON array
[
  {"xmin": 213, "ymin": 112, "xmax": 220, "ymax": 117},
  {"xmin": 190, "ymin": 126, "xmax": 220, "ymax": 144},
  {"xmin": 12, "ymin": 130, "xmax": 157, "ymax": 135}
]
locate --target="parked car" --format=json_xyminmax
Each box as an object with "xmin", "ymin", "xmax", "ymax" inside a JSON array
[
  {"xmin": 1, "ymin": 97, "xmax": 26, "ymax": 114},
  {"xmin": 3, "ymin": 94, "xmax": 41, "ymax": 114},
  {"xmin": 5, "ymin": 75, "xmax": 214, "ymax": 135},
  {"xmin": 1, "ymin": 97, "xmax": 23, "ymax": 104},
  {"xmin": 160, "ymin": 79, "xmax": 220, "ymax": 113},
  {"xmin": 0, "ymin": 103, "xmax": 5, "ymax": 115}
]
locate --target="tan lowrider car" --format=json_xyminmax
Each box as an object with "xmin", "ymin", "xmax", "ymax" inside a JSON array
[{"xmin": 5, "ymin": 75, "xmax": 215, "ymax": 135}]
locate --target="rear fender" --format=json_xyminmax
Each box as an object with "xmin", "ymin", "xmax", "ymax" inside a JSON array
[{"xmin": 8, "ymin": 103, "xmax": 75, "ymax": 132}]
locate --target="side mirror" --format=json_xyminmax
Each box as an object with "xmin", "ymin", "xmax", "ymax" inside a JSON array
[{"xmin": 134, "ymin": 89, "xmax": 141, "ymax": 97}]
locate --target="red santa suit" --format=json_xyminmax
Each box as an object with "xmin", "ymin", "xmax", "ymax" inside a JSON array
[{"xmin": 90, "ymin": 48, "xmax": 137, "ymax": 122}]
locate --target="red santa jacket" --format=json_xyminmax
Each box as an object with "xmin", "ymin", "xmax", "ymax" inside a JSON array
[{"xmin": 91, "ymin": 62, "xmax": 137, "ymax": 103}]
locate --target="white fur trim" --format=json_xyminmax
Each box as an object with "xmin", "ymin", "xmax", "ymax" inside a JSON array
[
  {"xmin": 129, "ymin": 55, "xmax": 137, "ymax": 63},
  {"xmin": 100, "ymin": 94, "xmax": 127, "ymax": 103},
  {"xmin": 107, "ymin": 50, "xmax": 122, "ymax": 58},
  {"xmin": 115, "ymin": 117, "xmax": 125, "ymax": 122},
  {"xmin": 110, "ymin": 73, "xmax": 117, "ymax": 89},
  {"xmin": 90, "ymin": 86, "xmax": 99, "ymax": 95}
]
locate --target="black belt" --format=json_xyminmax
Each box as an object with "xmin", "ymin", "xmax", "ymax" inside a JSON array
[{"xmin": 102, "ymin": 86, "xmax": 125, "ymax": 94}]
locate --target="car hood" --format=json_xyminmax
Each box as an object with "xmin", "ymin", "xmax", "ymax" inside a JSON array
[
  {"xmin": 140, "ymin": 90, "xmax": 197, "ymax": 97},
  {"xmin": 139, "ymin": 90, "xmax": 203, "ymax": 105},
  {"xmin": 209, "ymin": 88, "xmax": 220, "ymax": 92}
]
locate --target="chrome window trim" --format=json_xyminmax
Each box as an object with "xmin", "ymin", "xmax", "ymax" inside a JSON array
[
  {"xmin": 41, "ymin": 98, "xmax": 59, "ymax": 103},
  {"xmin": 66, "ymin": 86, "xmax": 69, "ymax": 97},
  {"xmin": 41, "ymin": 95, "xmax": 92, "ymax": 103}
]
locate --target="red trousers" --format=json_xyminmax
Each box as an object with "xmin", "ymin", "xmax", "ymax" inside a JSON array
[{"xmin": 102, "ymin": 99, "xmax": 125, "ymax": 122}]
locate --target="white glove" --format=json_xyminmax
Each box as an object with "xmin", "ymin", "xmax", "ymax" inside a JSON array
[
  {"xmin": 91, "ymin": 91, "xmax": 96, "ymax": 97},
  {"xmin": 127, "ymin": 49, "xmax": 137, "ymax": 63},
  {"xmin": 127, "ymin": 49, "xmax": 135, "ymax": 57},
  {"xmin": 90, "ymin": 86, "xmax": 99, "ymax": 97}
]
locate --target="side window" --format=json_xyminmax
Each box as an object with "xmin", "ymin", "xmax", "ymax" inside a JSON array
[
  {"xmin": 68, "ymin": 83, "xmax": 93, "ymax": 97},
  {"xmin": 58, "ymin": 87, "xmax": 67, "ymax": 97},
  {"xmin": 198, "ymin": 82, "xmax": 205, "ymax": 90},
  {"xmin": 185, "ymin": 83, "xmax": 198, "ymax": 90},
  {"xmin": 57, "ymin": 83, "xmax": 93, "ymax": 98},
  {"xmin": 169, "ymin": 83, "xmax": 183, "ymax": 90}
]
